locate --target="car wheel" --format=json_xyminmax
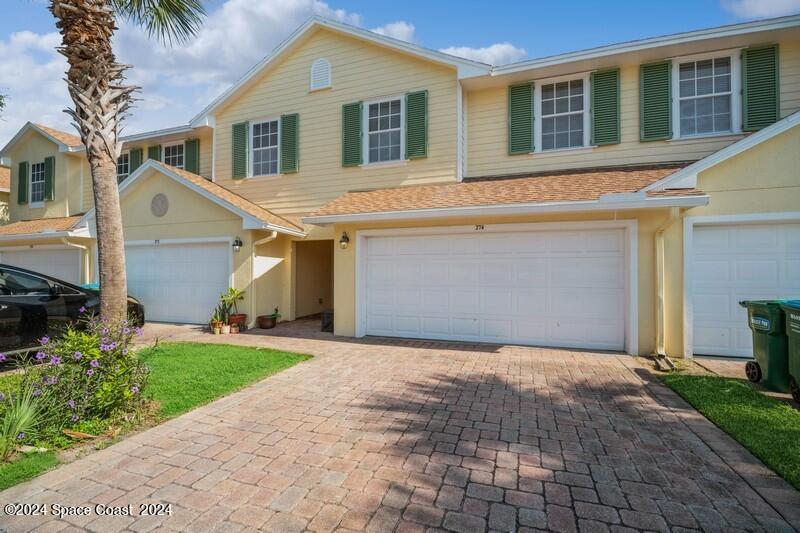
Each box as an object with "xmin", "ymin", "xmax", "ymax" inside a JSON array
[{"xmin": 745, "ymin": 360, "xmax": 762, "ymax": 383}]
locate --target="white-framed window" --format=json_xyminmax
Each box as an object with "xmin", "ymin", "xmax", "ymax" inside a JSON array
[
  {"xmin": 163, "ymin": 142, "xmax": 185, "ymax": 168},
  {"xmin": 363, "ymin": 97, "xmax": 404, "ymax": 164},
  {"xmin": 117, "ymin": 151, "xmax": 130, "ymax": 183},
  {"xmin": 672, "ymin": 51, "xmax": 741, "ymax": 139},
  {"xmin": 534, "ymin": 73, "xmax": 591, "ymax": 152},
  {"xmin": 310, "ymin": 58, "xmax": 332, "ymax": 91},
  {"xmin": 250, "ymin": 119, "xmax": 280, "ymax": 177},
  {"xmin": 30, "ymin": 162, "xmax": 45, "ymax": 205}
]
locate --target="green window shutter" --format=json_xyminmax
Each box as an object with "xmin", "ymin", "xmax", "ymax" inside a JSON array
[
  {"xmin": 129, "ymin": 148, "xmax": 143, "ymax": 173},
  {"xmin": 17, "ymin": 161, "xmax": 28, "ymax": 204},
  {"xmin": 342, "ymin": 102, "xmax": 362, "ymax": 167},
  {"xmin": 591, "ymin": 69, "xmax": 621, "ymax": 145},
  {"xmin": 743, "ymin": 45, "xmax": 779, "ymax": 132},
  {"xmin": 147, "ymin": 144, "xmax": 161, "ymax": 162},
  {"xmin": 184, "ymin": 138, "xmax": 200, "ymax": 173},
  {"xmin": 640, "ymin": 61, "xmax": 672, "ymax": 141},
  {"xmin": 44, "ymin": 156, "xmax": 55, "ymax": 201},
  {"xmin": 406, "ymin": 90, "xmax": 428, "ymax": 159},
  {"xmin": 232, "ymin": 121, "xmax": 249, "ymax": 179},
  {"xmin": 280, "ymin": 113, "xmax": 299, "ymax": 173},
  {"xmin": 508, "ymin": 82, "xmax": 534, "ymax": 154}
]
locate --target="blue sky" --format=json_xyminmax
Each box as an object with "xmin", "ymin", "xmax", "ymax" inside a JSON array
[{"xmin": 0, "ymin": 0, "xmax": 798, "ymax": 144}]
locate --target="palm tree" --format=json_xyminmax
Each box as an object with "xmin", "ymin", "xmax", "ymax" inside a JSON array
[{"xmin": 49, "ymin": 0, "xmax": 205, "ymax": 321}]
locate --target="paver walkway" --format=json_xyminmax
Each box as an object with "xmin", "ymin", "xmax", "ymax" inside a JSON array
[{"xmin": 2, "ymin": 320, "xmax": 799, "ymax": 532}]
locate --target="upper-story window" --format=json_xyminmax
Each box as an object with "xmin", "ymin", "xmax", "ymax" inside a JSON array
[
  {"xmin": 117, "ymin": 151, "xmax": 130, "ymax": 183},
  {"xmin": 365, "ymin": 97, "xmax": 403, "ymax": 164},
  {"xmin": 251, "ymin": 119, "xmax": 279, "ymax": 176},
  {"xmin": 673, "ymin": 52, "xmax": 740, "ymax": 139},
  {"xmin": 163, "ymin": 142, "xmax": 184, "ymax": 168},
  {"xmin": 534, "ymin": 74, "xmax": 590, "ymax": 152},
  {"xmin": 30, "ymin": 162, "xmax": 45, "ymax": 205},
  {"xmin": 541, "ymin": 79, "xmax": 585, "ymax": 150}
]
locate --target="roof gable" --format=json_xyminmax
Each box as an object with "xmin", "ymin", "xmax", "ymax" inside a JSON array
[
  {"xmin": 0, "ymin": 122, "xmax": 83, "ymax": 155},
  {"xmin": 77, "ymin": 160, "xmax": 305, "ymax": 236},
  {"xmin": 190, "ymin": 16, "xmax": 490, "ymax": 127}
]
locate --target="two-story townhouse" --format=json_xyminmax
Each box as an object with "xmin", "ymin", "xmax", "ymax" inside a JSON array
[{"xmin": 1, "ymin": 15, "xmax": 798, "ymax": 359}]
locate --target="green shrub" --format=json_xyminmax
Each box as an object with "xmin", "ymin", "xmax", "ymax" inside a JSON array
[
  {"xmin": 0, "ymin": 316, "xmax": 149, "ymax": 455},
  {"xmin": 0, "ymin": 385, "xmax": 39, "ymax": 461}
]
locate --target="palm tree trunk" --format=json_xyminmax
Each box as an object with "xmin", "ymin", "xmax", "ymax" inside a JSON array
[
  {"xmin": 90, "ymin": 152, "xmax": 128, "ymax": 321},
  {"xmin": 51, "ymin": 0, "xmax": 135, "ymax": 322}
]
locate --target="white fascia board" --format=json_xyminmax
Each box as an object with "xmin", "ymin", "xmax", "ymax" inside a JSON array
[
  {"xmin": 120, "ymin": 124, "xmax": 197, "ymax": 144},
  {"xmin": 190, "ymin": 16, "xmax": 491, "ymax": 127},
  {"xmin": 493, "ymin": 14, "xmax": 800, "ymax": 77},
  {"xmin": 0, "ymin": 122, "xmax": 80, "ymax": 155},
  {"xmin": 302, "ymin": 194, "xmax": 709, "ymax": 225},
  {"xmin": 643, "ymin": 110, "xmax": 800, "ymax": 192},
  {"xmin": 0, "ymin": 228, "xmax": 91, "ymax": 243}
]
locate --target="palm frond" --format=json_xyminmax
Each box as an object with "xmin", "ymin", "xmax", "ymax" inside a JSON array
[{"xmin": 110, "ymin": 0, "xmax": 206, "ymax": 45}]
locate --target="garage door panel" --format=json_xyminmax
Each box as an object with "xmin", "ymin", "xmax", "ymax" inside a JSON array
[
  {"xmin": 364, "ymin": 227, "xmax": 627, "ymax": 350},
  {"xmin": 692, "ymin": 222, "xmax": 800, "ymax": 357},
  {"xmin": 1, "ymin": 248, "xmax": 81, "ymax": 285},
  {"xmin": 126, "ymin": 242, "xmax": 229, "ymax": 324}
]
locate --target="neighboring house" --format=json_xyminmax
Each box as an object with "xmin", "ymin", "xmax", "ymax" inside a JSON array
[
  {"xmin": 0, "ymin": 165, "xmax": 10, "ymax": 223},
  {"xmin": 0, "ymin": 15, "xmax": 798, "ymax": 359}
]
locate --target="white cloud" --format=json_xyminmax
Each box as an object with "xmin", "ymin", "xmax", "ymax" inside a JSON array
[
  {"xmin": 370, "ymin": 21, "xmax": 416, "ymax": 42},
  {"xmin": 439, "ymin": 42, "xmax": 527, "ymax": 66},
  {"xmin": 721, "ymin": 0, "xmax": 800, "ymax": 18}
]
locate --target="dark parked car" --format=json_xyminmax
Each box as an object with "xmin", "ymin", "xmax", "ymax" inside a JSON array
[{"xmin": 0, "ymin": 264, "xmax": 145, "ymax": 354}]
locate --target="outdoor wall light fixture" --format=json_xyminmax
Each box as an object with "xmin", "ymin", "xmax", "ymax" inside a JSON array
[
  {"xmin": 232, "ymin": 237, "xmax": 243, "ymax": 252},
  {"xmin": 339, "ymin": 232, "xmax": 350, "ymax": 250}
]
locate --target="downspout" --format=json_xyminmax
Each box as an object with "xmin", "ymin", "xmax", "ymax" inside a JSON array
[
  {"xmin": 654, "ymin": 208, "xmax": 681, "ymax": 356},
  {"xmin": 249, "ymin": 231, "xmax": 278, "ymax": 328},
  {"xmin": 60, "ymin": 238, "xmax": 89, "ymax": 285}
]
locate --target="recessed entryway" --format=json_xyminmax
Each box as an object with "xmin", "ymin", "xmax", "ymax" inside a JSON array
[{"xmin": 294, "ymin": 239, "xmax": 334, "ymax": 319}]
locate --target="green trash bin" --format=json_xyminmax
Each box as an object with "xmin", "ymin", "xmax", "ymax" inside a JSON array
[
  {"xmin": 780, "ymin": 300, "xmax": 800, "ymax": 402},
  {"xmin": 739, "ymin": 300, "xmax": 790, "ymax": 393}
]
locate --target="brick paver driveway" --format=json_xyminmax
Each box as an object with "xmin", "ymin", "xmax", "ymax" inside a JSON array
[{"xmin": 2, "ymin": 320, "xmax": 799, "ymax": 532}]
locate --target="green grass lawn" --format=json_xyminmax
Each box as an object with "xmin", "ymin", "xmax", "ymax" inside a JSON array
[
  {"xmin": 662, "ymin": 373, "xmax": 800, "ymax": 490},
  {"xmin": 138, "ymin": 342, "xmax": 311, "ymax": 417},
  {"xmin": 0, "ymin": 342, "xmax": 310, "ymax": 489}
]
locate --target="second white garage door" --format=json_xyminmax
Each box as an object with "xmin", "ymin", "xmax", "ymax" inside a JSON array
[
  {"xmin": 691, "ymin": 222, "xmax": 800, "ymax": 357},
  {"xmin": 362, "ymin": 226, "xmax": 629, "ymax": 351},
  {"xmin": 126, "ymin": 241, "xmax": 231, "ymax": 324},
  {"xmin": 0, "ymin": 248, "xmax": 82, "ymax": 284}
]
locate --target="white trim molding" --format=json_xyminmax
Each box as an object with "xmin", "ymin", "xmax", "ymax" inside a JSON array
[
  {"xmin": 682, "ymin": 211, "xmax": 800, "ymax": 359},
  {"xmin": 645, "ymin": 110, "xmax": 800, "ymax": 191},
  {"xmin": 354, "ymin": 220, "xmax": 639, "ymax": 355},
  {"xmin": 303, "ymin": 192, "xmax": 709, "ymax": 225}
]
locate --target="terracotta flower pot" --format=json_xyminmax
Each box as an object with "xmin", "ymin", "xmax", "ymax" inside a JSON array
[
  {"xmin": 229, "ymin": 314, "xmax": 247, "ymax": 327},
  {"xmin": 258, "ymin": 315, "xmax": 277, "ymax": 329}
]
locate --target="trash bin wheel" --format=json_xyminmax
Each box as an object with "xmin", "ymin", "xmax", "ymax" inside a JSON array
[
  {"xmin": 791, "ymin": 377, "xmax": 800, "ymax": 404},
  {"xmin": 745, "ymin": 360, "xmax": 762, "ymax": 383}
]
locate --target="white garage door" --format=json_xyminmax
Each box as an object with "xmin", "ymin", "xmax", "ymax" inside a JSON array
[
  {"xmin": 691, "ymin": 223, "xmax": 800, "ymax": 357},
  {"xmin": 0, "ymin": 248, "xmax": 81, "ymax": 284},
  {"xmin": 362, "ymin": 226, "xmax": 628, "ymax": 350},
  {"xmin": 126, "ymin": 241, "xmax": 230, "ymax": 324}
]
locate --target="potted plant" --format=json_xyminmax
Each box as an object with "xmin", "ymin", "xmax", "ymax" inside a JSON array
[
  {"xmin": 209, "ymin": 306, "xmax": 223, "ymax": 335},
  {"xmin": 222, "ymin": 288, "xmax": 247, "ymax": 328},
  {"xmin": 230, "ymin": 322, "xmax": 239, "ymax": 334},
  {"xmin": 218, "ymin": 303, "xmax": 231, "ymax": 334},
  {"xmin": 258, "ymin": 308, "xmax": 281, "ymax": 329}
]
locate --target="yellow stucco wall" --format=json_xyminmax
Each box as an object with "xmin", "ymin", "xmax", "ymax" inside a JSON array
[
  {"xmin": 214, "ymin": 27, "xmax": 459, "ymax": 217},
  {"xmin": 662, "ymin": 123, "xmax": 800, "ymax": 357},
  {"xmin": 330, "ymin": 209, "xmax": 676, "ymax": 356},
  {"xmin": 466, "ymin": 39, "xmax": 800, "ymax": 178}
]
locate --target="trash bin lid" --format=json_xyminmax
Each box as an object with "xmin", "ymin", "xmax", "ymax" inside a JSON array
[
  {"xmin": 739, "ymin": 299, "xmax": 787, "ymax": 308},
  {"xmin": 781, "ymin": 300, "xmax": 800, "ymax": 310}
]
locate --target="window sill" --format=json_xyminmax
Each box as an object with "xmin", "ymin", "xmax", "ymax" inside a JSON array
[
  {"xmin": 530, "ymin": 146, "xmax": 596, "ymax": 158},
  {"xmin": 668, "ymin": 132, "xmax": 745, "ymax": 143},
  {"xmin": 28, "ymin": 202, "xmax": 44, "ymax": 209},
  {"xmin": 245, "ymin": 173, "xmax": 282, "ymax": 181},
  {"xmin": 359, "ymin": 159, "xmax": 409, "ymax": 169}
]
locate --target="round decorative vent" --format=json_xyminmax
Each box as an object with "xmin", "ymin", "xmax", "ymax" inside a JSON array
[{"xmin": 151, "ymin": 193, "xmax": 169, "ymax": 217}]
